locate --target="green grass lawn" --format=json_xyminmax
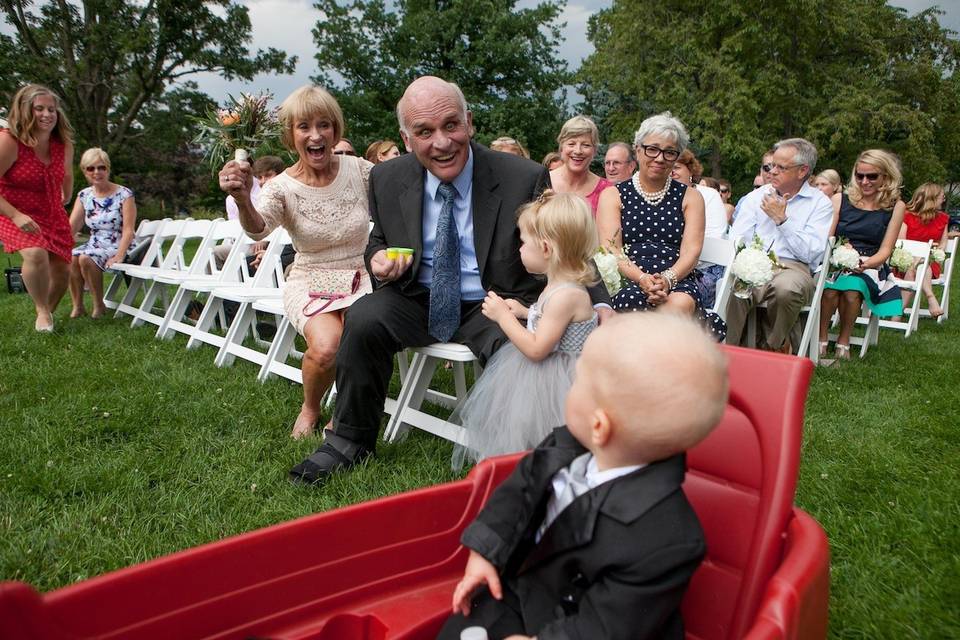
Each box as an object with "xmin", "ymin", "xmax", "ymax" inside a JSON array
[{"xmin": 0, "ymin": 275, "xmax": 957, "ymax": 638}]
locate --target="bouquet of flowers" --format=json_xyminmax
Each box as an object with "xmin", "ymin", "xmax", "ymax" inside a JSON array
[
  {"xmin": 828, "ymin": 237, "xmax": 861, "ymax": 280},
  {"xmin": 730, "ymin": 234, "xmax": 780, "ymax": 299},
  {"xmin": 192, "ymin": 91, "xmax": 280, "ymax": 170},
  {"xmin": 888, "ymin": 242, "xmax": 914, "ymax": 273},
  {"xmin": 593, "ymin": 231, "xmax": 630, "ymax": 296},
  {"xmin": 931, "ymin": 247, "xmax": 947, "ymax": 266}
]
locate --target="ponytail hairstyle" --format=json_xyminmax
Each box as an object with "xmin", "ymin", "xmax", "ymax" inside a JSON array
[
  {"xmin": 905, "ymin": 182, "xmax": 946, "ymax": 224},
  {"xmin": 517, "ymin": 190, "xmax": 598, "ymax": 286},
  {"xmin": 7, "ymin": 83, "xmax": 75, "ymax": 147}
]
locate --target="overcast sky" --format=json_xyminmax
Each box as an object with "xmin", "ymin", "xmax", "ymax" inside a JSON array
[{"xmin": 3, "ymin": 1, "xmax": 957, "ymax": 106}]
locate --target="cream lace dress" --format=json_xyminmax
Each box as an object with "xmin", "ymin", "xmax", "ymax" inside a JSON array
[{"xmin": 249, "ymin": 155, "xmax": 374, "ymax": 333}]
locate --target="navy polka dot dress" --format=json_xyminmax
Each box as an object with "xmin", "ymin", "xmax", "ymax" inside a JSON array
[{"xmin": 613, "ymin": 178, "xmax": 727, "ymax": 341}]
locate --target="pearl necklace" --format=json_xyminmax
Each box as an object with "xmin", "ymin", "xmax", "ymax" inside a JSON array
[{"xmin": 632, "ymin": 173, "xmax": 672, "ymax": 207}]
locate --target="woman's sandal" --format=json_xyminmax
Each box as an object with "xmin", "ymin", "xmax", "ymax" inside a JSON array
[
  {"xmin": 818, "ymin": 341, "xmax": 829, "ymax": 357},
  {"xmin": 835, "ymin": 344, "xmax": 851, "ymax": 360}
]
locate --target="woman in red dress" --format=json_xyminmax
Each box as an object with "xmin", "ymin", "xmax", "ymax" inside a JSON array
[
  {"xmin": 898, "ymin": 183, "xmax": 949, "ymax": 318},
  {"xmin": 0, "ymin": 84, "xmax": 75, "ymax": 332}
]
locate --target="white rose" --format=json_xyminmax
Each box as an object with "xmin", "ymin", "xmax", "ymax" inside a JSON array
[{"xmin": 731, "ymin": 246, "xmax": 775, "ymax": 287}]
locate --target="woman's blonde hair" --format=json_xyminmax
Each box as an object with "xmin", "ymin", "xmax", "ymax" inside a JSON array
[
  {"xmin": 278, "ymin": 85, "xmax": 344, "ymax": 151},
  {"xmin": 7, "ymin": 83, "xmax": 74, "ymax": 147},
  {"xmin": 517, "ymin": 190, "xmax": 598, "ymax": 285},
  {"xmin": 365, "ymin": 139, "xmax": 398, "ymax": 163},
  {"xmin": 906, "ymin": 182, "xmax": 945, "ymax": 224},
  {"xmin": 816, "ymin": 169, "xmax": 843, "ymax": 194},
  {"xmin": 490, "ymin": 136, "xmax": 530, "ymax": 159},
  {"xmin": 847, "ymin": 149, "xmax": 902, "ymax": 210},
  {"xmin": 79, "ymin": 147, "xmax": 110, "ymax": 173},
  {"xmin": 556, "ymin": 115, "xmax": 599, "ymax": 149}
]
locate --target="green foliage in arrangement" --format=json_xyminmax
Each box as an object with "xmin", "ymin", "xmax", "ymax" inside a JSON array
[
  {"xmin": 310, "ymin": 0, "xmax": 572, "ymax": 159},
  {"xmin": 0, "ymin": 278, "xmax": 958, "ymax": 637},
  {"xmin": 579, "ymin": 1, "xmax": 960, "ymax": 196}
]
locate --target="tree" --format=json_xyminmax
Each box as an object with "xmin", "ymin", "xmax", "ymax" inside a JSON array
[
  {"xmin": 311, "ymin": 0, "xmax": 571, "ymax": 159},
  {"xmin": 0, "ymin": 0, "xmax": 296, "ymax": 155},
  {"xmin": 578, "ymin": 0, "xmax": 960, "ymax": 195}
]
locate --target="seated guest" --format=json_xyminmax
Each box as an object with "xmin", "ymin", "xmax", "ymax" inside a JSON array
[
  {"xmin": 364, "ymin": 139, "xmax": 401, "ymax": 164},
  {"xmin": 813, "ymin": 169, "xmax": 843, "ymax": 198},
  {"xmin": 438, "ymin": 312, "xmax": 728, "ymax": 640},
  {"xmin": 219, "ymin": 85, "xmax": 374, "ymax": 439},
  {"xmin": 818, "ymin": 149, "xmax": 905, "ymax": 359},
  {"xmin": 603, "ymin": 141, "xmax": 636, "ymax": 183},
  {"xmin": 489, "ymin": 136, "xmax": 530, "ymax": 158},
  {"xmin": 726, "ymin": 138, "xmax": 833, "ymax": 353},
  {"xmin": 287, "ymin": 76, "xmax": 612, "ymax": 484},
  {"xmin": 550, "ymin": 115, "xmax": 612, "ymax": 216},
  {"xmin": 897, "ymin": 182, "xmax": 949, "ymax": 318},
  {"xmin": 541, "ymin": 151, "xmax": 562, "ymax": 171},
  {"xmin": 596, "ymin": 111, "xmax": 725, "ymax": 340},
  {"xmin": 333, "ymin": 138, "xmax": 355, "ymax": 156},
  {"xmin": 68, "ymin": 147, "xmax": 137, "ymax": 318},
  {"xmin": 717, "ymin": 178, "xmax": 735, "ymax": 223}
]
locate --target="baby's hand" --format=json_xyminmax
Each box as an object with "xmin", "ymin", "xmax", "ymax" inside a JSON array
[
  {"xmin": 504, "ymin": 298, "xmax": 528, "ymax": 319},
  {"xmin": 481, "ymin": 291, "xmax": 510, "ymax": 323},
  {"xmin": 452, "ymin": 550, "xmax": 502, "ymax": 616}
]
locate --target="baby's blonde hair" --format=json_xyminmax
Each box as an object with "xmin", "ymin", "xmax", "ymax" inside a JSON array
[{"xmin": 517, "ymin": 190, "xmax": 598, "ymax": 285}]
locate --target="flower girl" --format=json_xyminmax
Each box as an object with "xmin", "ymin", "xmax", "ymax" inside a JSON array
[{"xmin": 452, "ymin": 191, "xmax": 599, "ymax": 468}]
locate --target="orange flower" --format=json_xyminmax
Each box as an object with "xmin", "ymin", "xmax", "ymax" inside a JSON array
[{"xmin": 219, "ymin": 112, "xmax": 240, "ymax": 126}]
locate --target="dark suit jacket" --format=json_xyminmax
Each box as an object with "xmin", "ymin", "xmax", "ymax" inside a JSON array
[
  {"xmin": 461, "ymin": 427, "xmax": 705, "ymax": 640},
  {"xmin": 365, "ymin": 142, "xmax": 610, "ymax": 307}
]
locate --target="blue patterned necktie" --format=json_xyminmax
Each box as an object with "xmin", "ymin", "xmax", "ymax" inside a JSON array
[{"xmin": 429, "ymin": 182, "xmax": 461, "ymax": 342}]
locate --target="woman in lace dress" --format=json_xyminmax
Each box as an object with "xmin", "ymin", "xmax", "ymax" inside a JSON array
[{"xmin": 219, "ymin": 85, "xmax": 373, "ymax": 439}]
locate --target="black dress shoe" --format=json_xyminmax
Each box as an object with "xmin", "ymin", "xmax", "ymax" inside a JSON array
[{"xmin": 289, "ymin": 442, "xmax": 368, "ymax": 485}]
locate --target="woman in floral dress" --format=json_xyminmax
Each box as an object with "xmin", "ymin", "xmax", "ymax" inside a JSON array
[{"xmin": 68, "ymin": 147, "xmax": 138, "ymax": 318}]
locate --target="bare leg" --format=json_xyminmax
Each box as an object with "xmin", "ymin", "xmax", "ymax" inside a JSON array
[
  {"xmin": 836, "ymin": 290, "xmax": 863, "ymax": 355},
  {"xmin": 291, "ymin": 311, "xmax": 344, "ymax": 439},
  {"xmin": 79, "ymin": 255, "xmax": 107, "ymax": 317},
  {"xmin": 69, "ymin": 256, "xmax": 87, "ymax": 317},
  {"xmin": 659, "ymin": 291, "xmax": 696, "ymax": 315},
  {"xmin": 818, "ymin": 289, "xmax": 840, "ymax": 346},
  {"xmin": 47, "ymin": 255, "xmax": 71, "ymax": 314},
  {"xmin": 922, "ymin": 268, "xmax": 943, "ymax": 318},
  {"xmin": 19, "ymin": 247, "xmax": 54, "ymax": 330}
]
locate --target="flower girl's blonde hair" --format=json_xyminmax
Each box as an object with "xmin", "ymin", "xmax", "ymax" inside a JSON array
[{"xmin": 517, "ymin": 190, "xmax": 598, "ymax": 286}]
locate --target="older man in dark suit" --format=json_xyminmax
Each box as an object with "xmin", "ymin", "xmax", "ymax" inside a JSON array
[{"xmin": 290, "ymin": 76, "xmax": 609, "ymax": 483}]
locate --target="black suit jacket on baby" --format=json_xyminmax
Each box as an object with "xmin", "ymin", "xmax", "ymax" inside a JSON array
[{"xmin": 460, "ymin": 426, "xmax": 706, "ymax": 640}]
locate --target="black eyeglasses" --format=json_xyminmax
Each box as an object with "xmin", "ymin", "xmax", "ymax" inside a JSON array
[
  {"xmin": 855, "ymin": 172, "xmax": 881, "ymax": 182},
  {"xmin": 84, "ymin": 165, "xmax": 107, "ymax": 172},
  {"xmin": 639, "ymin": 144, "xmax": 680, "ymax": 162},
  {"xmin": 333, "ymin": 150, "xmax": 355, "ymax": 156},
  {"xmin": 719, "ymin": 186, "xmax": 730, "ymax": 193}
]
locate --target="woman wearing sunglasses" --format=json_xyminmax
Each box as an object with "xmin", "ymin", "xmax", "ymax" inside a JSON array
[
  {"xmin": 68, "ymin": 147, "xmax": 138, "ymax": 318},
  {"xmin": 818, "ymin": 149, "xmax": 905, "ymax": 359},
  {"xmin": 596, "ymin": 111, "xmax": 725, "ymax": 340}
]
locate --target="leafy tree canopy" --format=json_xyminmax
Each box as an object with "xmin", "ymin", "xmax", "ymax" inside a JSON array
[
  {"xmin": 578, "ymin": 0, "xmax": 960, "ymax": 196},
  {"xmin": 312, "ymin": 0, "xmax": 571, "ymax": 159}
]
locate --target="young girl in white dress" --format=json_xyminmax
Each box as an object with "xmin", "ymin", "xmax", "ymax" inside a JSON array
[{"xmin": 452, "ymin": 190, "xmax": 600, "ymax": 469}]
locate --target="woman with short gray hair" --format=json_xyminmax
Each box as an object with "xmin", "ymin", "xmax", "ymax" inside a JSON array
[{"xmin": 596, "ymin": 111, "xmax": 726, "ymax": 340}]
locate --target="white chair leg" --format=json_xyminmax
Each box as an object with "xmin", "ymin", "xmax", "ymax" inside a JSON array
[
  {"xmin": 186, "ymin": 298, "xmax": 223, "ymax": 350},
  {"xmin": 215, "ymin": 302, "xmax": 255, "ymax": 367},
  {"xmin": 156, "ymin": 288, "xmax": 190, "ymax": 340},
  {"xmin": 257, "ymin": 317, "xmax": 298, "ymax": 383}
]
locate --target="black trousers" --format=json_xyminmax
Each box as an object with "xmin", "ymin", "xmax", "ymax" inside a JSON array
[
  {"xmin": 436, "ymin": 584, "xmax": 527, "ymax": 640},
  {"xmin": 329, "ymin": 285, "xmax": 507, "ymax": 456}
]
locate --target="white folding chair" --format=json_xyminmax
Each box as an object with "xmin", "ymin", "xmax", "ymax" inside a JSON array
[
  {"xmin": 192, "ymin": 228, "xmax": 290, "ymax": 356},
  {"xmin": 111, "ymin": 219, "xmax": 190, "ymax": 319},
  {"xmin": 382, "ymin": 342, "xmax": 481, "ymax": 446},
  {"xmin": 920, "ymin": 236, "xmax": 956, "ymax": 324},
  {"xmin": 102, "ymin": 218, "xmax": 169, "ymax": 310},
  {"xmin": 875, "ymin": 239, "xmax": 933, "ymax": 337},
  {"xmin": 155, "ymin": 220, "xmax": 252, "ymax": 340},
  {"xmin": 698, "ymin": 236, "xmax": 736, "ymax": 319},
  {"xmin": 129, "ymin": 219, "xmax": 221, "ymax": 329}
]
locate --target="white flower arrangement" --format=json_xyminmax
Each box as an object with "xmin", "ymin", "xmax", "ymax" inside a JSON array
[
  {"xmin": 931, "ymin": 247, "xmax": 946, "ymax": 266},
  {"xmin": 730, "ymin": 234, "xmax": 779, "ymax": 298},
  {"xmin": 888, "ymin": 242, "xmax": 914, "ymax": 273},
  {"xmin": 829, "ymin": 238, "xmax": 861, "ymax": 274},
  {"xmin": 593, "ymin": 249, "xmax": 623, "ymax": 296}
]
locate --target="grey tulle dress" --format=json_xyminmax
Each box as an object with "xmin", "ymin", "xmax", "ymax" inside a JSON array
[{"xmin": 451, "ymin": 283, "xmax": 598, "ymax": 470}]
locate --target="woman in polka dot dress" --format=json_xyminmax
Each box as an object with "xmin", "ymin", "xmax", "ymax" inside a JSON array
[
  {"xmin": 596, "ymin": 111, "xmax": 726, "ymax": 340},
  {"xmin": 0, "ymin": 84, "xmax": 75, "ymax": 332}
]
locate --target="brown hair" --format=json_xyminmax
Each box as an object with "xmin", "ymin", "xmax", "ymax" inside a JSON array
[
  {"xmin": 364, "ymin": 139, "xmax": 399, "ymax": 163},
  {"xmin": 905, "ymin": 182, "xmax": 946, "ymax": 224},
  {"xmin": 676, "ymin": 149, "xmax": 703, "ymax": 181},
  {"xmin": 7, "ymin": 83, "xmax": 74, "ymax": 147}
]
